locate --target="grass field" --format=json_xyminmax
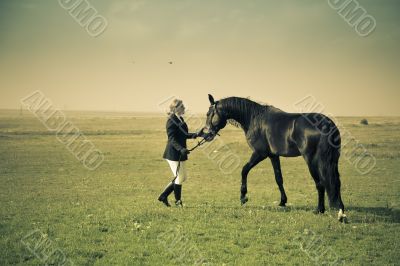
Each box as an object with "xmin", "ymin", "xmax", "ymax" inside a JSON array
[{"xmin": 0, "ymin": 110, "xmax": 399, "ymax": 265}]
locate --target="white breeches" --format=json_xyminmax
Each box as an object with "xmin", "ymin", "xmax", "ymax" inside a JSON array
[{"xmin": 166, "ymin": 159, "xmax": 187, "ymax": 185}]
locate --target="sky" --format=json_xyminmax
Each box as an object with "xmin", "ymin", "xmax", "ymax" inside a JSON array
[{"xmin": 0, "ymin": 0, "xmax": 399, "ymax": 116}]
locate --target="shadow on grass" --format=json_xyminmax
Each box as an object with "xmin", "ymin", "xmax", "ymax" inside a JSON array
[
  {"xmin": 184, "ymin": 204, "xmax": 314, "ymax": 213},
  {"xmin": 345, "ymin": 206, "xmax": 400, "ymax": 224},
  {"xmin": 184, "ymin": 204, "xmax": 400, "ymax": 223}
]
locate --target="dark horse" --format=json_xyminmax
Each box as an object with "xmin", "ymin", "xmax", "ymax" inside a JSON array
[{"xmin": 203, "ymin": 94, "xmax": 346, "ymax": 221}]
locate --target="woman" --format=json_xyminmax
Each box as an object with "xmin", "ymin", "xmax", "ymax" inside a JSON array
[{"xmin": 158, "ymin": 99, "xmax": 202, "ymax": 207}]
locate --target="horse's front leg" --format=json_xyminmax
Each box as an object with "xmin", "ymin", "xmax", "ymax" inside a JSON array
[
  {"xmin": 241, "ymin": 152, "xmax": 266, "ymax": 205},
  {"xmin": 270, "ymin": 155, "xmax": 287, "ymax": 207}
]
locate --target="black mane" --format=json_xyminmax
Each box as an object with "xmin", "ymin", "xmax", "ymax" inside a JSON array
[{"xmin": 219, "ymin": 97, "xmax": 269, "ymax": 129}]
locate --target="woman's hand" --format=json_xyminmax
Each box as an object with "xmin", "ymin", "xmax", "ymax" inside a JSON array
[
  {"xmin": 194, "ymin": 128, "xmax": 206, "ymax": 138},
  {"xmin": 180, "ymin": 148, "xmax": 190, "ymax": 155}
]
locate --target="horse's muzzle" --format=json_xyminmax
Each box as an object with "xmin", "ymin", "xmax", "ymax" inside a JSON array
[
  {"xmin": 203, "ymin": 128, "xmax": 219, "ymax": 141},
  {"xmin": 204, "ymin": 132, "xmax": 215, "ymax": 142}
]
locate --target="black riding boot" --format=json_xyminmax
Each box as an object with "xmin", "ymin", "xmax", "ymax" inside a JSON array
[
  {"xmin": 174, "ymin": 184, "xmax": 183, "ymax": 206},
  {"xmin": 158, "ymin": 182, "xmax": 174, "ymax": 207}
]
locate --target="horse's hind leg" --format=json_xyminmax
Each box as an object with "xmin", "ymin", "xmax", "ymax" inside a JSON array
[
  {"xmin": 305, "ymin": 156, "xmax": 325, "ymax": 213},
  {"xmin": 270, "ymin": 156, "xmax": 287, "ymax": 207},
  {"xmin": 316, "ymin": 158, "xmax": 346, "ymax": 221},
  {"xmin": 310, "ymin": 159, "xmax": 347, "ymax": 222},
  {"xmin": 240, "ymin": 152, "xmax": 266, "ymax": 205}
]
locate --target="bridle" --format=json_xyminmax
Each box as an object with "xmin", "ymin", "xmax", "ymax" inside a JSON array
[{"xmin": 206, "ymin": 102, "xmax": 224, "ymax": 140}]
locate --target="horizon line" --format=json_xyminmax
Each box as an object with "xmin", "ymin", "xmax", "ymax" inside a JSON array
[{"xmin": 0, "ymin": 108, "xmax": 399, "ymax": 117}]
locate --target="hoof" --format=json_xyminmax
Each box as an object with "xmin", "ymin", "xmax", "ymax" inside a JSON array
[
  {"xmin": 338, "ymin": 209, "xmax": 348, "ymax": 223},
  {"xmin": 175, "ymin": 200, "xmax": 183, "ymax": 207},
  {"xmin": 313, "ymin": 209, "xmax": 325, "ymax": 214},
  {"xmin": 240, "ymin": 197, "xmax": 248, "ymax": 205},
  {"xmin": 279, "ymin": 202, "xmax": 286, "ymax": 207},
  {"xmin": 338, "ymin": 215, "xmax": 348, "ymax": 223}
]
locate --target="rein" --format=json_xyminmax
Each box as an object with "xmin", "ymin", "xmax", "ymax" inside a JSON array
[{"xmin": 188, "ymin": 137, "xmax": 207, "ymax": 152}]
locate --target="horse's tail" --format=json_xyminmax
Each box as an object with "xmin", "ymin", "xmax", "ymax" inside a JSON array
[{"xmin": 317, "ymin": 117, "xmax": 342, "ymax": 209}]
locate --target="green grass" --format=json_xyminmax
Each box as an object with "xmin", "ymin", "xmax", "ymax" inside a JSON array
[{"xmin": 0, "ymin": 111, "xmax": 399, "ymax": 265}]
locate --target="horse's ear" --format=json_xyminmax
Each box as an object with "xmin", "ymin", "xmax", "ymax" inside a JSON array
[{"xmin": 208, "ymin": 94, "xmax": 215, "ymax": 105}]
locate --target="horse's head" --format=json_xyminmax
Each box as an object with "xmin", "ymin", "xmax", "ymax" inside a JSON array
[{"xmin": 204, "ymin": 94, "xmax": 227, "ymax": 141}]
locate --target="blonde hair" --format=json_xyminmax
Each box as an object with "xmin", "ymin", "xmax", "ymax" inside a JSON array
[{"xmin": 168, "ymin": 99, "xmax": 183, "ymax": 115}]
